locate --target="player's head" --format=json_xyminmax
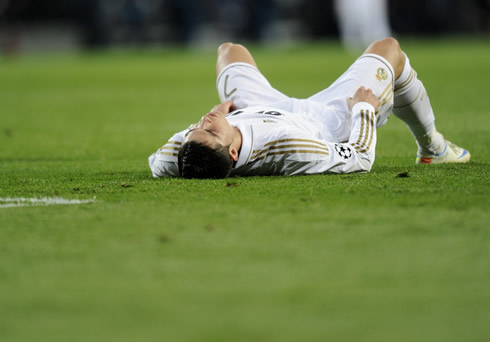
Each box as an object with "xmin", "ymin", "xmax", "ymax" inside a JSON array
[
  {"xmin": 178, "ymin": 111, "xmax": 238, "ymax": 179},
  {"xmin": 178, "ymin": 141, "xmax": 232, "ymax": 179}
]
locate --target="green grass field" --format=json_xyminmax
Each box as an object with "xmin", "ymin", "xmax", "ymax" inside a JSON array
[{"xmin": 1, "ymin": 38, "xmax": 489, "ymax": 342}]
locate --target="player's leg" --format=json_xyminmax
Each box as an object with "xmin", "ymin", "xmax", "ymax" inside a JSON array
[
  {"xmin": 216, "ymin": 43, "xmax": 290, "ymax": 109},
  {"xmin": 306, "ymin": 44, "xmax": 396, "ymax": 142},
  {"xmin": 365, "ymin": 38, "xmax": 470, "ymax": 164},
  {"xmin": 216, "ymin": 42, "xmax": 257, "ymax": 75}
]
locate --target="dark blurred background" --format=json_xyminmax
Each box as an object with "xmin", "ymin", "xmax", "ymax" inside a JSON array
[{"xmin": 0, "ymin": 0, "xmax": 488, "ymax": 53}]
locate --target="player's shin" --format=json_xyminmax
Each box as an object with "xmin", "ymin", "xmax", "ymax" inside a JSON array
[{"xmin": 392, "ymin": 54, "xmax": 445, "ymax": 155}]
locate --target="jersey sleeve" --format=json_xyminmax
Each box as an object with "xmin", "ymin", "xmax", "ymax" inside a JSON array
[
  {"xmin": 307, "ymin": 102, "xmax": 377, "ymax": 174},
  {"xmin": 148, "ymin": 131, "xmax": 186, "ymax": 178},
  {"xmin": 323, "ymin": 102, "xmax": 377, "ymax": 173},
  {"xmin": 216, "ymin": 62, "xmax": 289, "ymax": 109}
]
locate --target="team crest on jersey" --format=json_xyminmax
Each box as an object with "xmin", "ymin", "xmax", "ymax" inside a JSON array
[
  {"xmin": 335, "ymin": 144, "xmax": 353, "ymax": 159},
  {"xmin": 376, "ymin": 67, "xmax": 388, "ymax": 81}
]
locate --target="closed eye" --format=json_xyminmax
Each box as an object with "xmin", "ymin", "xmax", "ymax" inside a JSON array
[{"xmin": 205, "ymin": 129, "xmax": 218, "ymax": 138}]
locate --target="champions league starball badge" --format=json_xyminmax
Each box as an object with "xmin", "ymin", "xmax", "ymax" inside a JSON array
[{"xmin": 334, "ymin": 144, "xmax": 353, "ymax": 159}]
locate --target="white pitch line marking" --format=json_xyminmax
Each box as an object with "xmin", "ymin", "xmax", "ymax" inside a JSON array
[{"xmin": 0, "ymin": 196, "xmax": 96, "ymax": 208}]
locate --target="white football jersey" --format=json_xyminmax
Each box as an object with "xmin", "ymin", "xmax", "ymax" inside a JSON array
[{"xmin": 148, "ymin": 102, "xmax": 377, "ymax": 177}]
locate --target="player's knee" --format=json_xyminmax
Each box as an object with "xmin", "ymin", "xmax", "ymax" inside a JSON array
[
  {"xmin": 369, "ymin": 37, "xmax": 401, "ymax": 54},
  {"xmin": 381, "ymin": 37, "xmax": 401, "ymax": 51},
  {"xmin": 381, "ymin": 37, "xmax": 405, "ymax": 76},
  {"xmin": 218, "ymin": 42, "xmax": 234, "ymax": 54},
  {"xmin": 365, "ymin": 37, "xmax": 404, "ymax": 75}
]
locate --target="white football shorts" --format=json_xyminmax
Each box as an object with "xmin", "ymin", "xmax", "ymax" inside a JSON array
[{"xmin": 216, "ymin": 53, "xmax": 395, "ymax": 141}]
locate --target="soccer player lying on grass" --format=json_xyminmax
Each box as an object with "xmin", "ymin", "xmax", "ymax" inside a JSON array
[{"xmin": 149, "ymin": 38, "xmax": 470, "ymax": 179}]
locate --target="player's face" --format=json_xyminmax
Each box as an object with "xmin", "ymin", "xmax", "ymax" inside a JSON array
[{"xmin": 184, "ymin": 111, "xmax": 235, "ymax": 148}]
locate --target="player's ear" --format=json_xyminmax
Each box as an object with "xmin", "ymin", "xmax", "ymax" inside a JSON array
[{"xmin": 229, "ymin": 146, "xmax": 239, "ymax": 162}]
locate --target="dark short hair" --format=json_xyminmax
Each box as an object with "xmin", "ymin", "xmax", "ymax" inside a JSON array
[{"xmin": 178, "ymin": 141, "xmax": 233, "ymax": 179}]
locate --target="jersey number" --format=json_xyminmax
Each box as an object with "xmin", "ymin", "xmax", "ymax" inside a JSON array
[{"xmin": 228, "ymin": 110, "xmax": 283, "ymax": 117}]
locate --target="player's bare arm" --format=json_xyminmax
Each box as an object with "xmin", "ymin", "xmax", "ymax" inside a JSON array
[{"xmin": 216, "ymin": 42, "xmax": 258, "ymax": 75}]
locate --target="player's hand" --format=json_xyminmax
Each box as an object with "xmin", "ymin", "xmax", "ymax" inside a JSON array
[
  {"xmin": 210, "ymin": 100, "xmax": 237, "ymax": 116},
  {"xmin": 347, "ymin": 86, "xmax": 380, "ymax": 112}
]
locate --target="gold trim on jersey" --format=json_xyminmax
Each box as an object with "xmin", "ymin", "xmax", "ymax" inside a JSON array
[
  {"xmin": 353, "ymin": 110, "xmax": 366, "ymax": 147},
  {"xmin": 360, "ymin": 111, "xmax": 372, "ymax": 148},
  {"xmin": 252, "ymin": 138, "xmax": 329, "ymax": 161},
  {"xmin": 161, "ymin": 146, "xmax": 180, "ymax": 151},
  {"xmin": 263, "ymin": 138, "xmax": 327, "ymax": 148},
  {"xmin": 160, "ymin": 141, "xmax": 182, "ymax": 150},
  {"xmin": 160, "ymin": 151, "xmax": 178, "ymax": 157},
  {"xmin": 356, "ymin": 111, "xmax": 376, "ymax": 153},
  {"xmin": 254, "ymin": 149, "xmax": 329, "ymax": 161},
  {"xmin": 351, "ymin": 110, "xmax": 375, "ymax": 153},
  {"xmin": 252, "ymin": 143, "xmax": 329, "ymax": 160},
  {"xmin": 159, "ymin": 140, "xmax": 182, "ymax": 157}
]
